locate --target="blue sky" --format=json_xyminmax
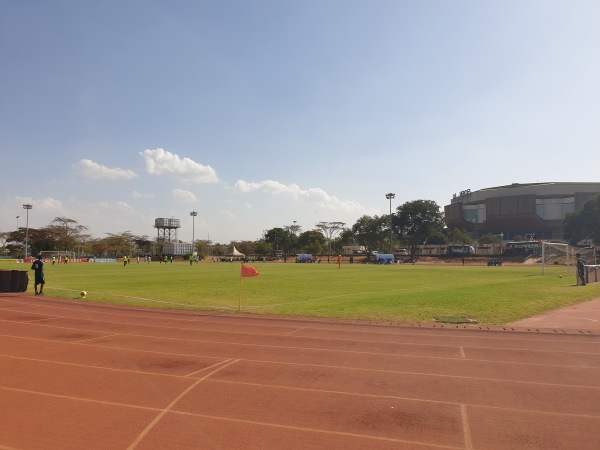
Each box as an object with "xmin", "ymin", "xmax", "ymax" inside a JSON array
[{"xmin": 1, "ymin": 0, "xmax": 599, "ymax": 244}]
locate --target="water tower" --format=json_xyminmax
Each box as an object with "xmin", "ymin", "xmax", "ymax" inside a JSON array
[{"xmin": 154, "ymin": 218, "xmax": 180, "ymax": 243}]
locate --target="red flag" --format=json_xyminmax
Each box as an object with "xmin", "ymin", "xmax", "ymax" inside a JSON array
[{"xmin": 241, "ymin": 263, "xmax": 259, "ymax": 278}]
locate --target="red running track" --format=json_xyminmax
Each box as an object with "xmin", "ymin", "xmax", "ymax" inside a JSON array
[{"xmin": 0, "ymin": 292, "xmax": 599, "ymax": 449}]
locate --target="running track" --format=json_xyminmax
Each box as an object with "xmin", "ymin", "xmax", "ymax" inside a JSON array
[{"xmin": 0, "ymin": 292, "xmax": 599, "ymax": 449}]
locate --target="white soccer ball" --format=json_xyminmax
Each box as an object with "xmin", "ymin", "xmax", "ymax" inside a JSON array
[
  {"xmin": 559, "ymin": 275, "xmax": 563, "ymax": 278},
  {"xmin": 80, "ymin": 291, "xmax": 87, "ymax": 298}
]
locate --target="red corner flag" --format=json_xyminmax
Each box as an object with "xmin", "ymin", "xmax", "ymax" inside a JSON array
[{"xmin": 241, "ymin": 263, "xmax": 259, "ymax": 278}]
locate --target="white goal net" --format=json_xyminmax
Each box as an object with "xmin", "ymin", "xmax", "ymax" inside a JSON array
[
  {"xmin": 541, "ymin": 242, "xmax": 596, "ymax": 278},
  {"xmin": 39, "ymin": 250, "xmax": 76, "ymax": 262},
  {"xmin": 584, "ymin": 265, "xmax": 600, "ymax": 285}
]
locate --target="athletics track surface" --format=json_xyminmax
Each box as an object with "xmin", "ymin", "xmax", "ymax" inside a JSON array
[{"xmin": 0, "ymin": 292, "xmax": 599, "ymax": 449}]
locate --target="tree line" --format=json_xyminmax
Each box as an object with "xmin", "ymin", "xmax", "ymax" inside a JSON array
[{"xmin": 2, "ymin": 196, "xmax": 598, "ymax": 259}]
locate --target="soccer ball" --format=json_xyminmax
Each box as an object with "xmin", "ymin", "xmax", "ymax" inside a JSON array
[
  {"xmin": 559, "ymin": 275, "xmax": 563, "ymax": 279},
  {"xmin": 80, "ymin": 291, "xmax": 87, "ymax": 298}
]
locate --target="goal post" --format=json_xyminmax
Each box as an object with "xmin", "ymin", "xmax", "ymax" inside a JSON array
[
  {"xmin": 39, "ymin": 250, "xmax": 76, "ymax": 262},
  {"xmin": 541, "ymin": 242, "xmax": 596, "ymax": 278}
]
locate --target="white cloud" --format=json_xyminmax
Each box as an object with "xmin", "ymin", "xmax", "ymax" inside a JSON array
[
  {"xmin": 131, "ymin": 191, "xmax": 155, "ymax": 200},
  {"xmin": 172, "ymin": 188, "xmax": 198, "ymax": 203},
  {"xmin": 141, "ymin": 148, "xmax": 219, "ymax": 184},
  {"xmin": 73, "ymin": 159, "xmax": 138, "ymax": 180},
  {"xmin": 233, "ymin": 179, "xmax": 371, "ymax": 214},
  {"xmin": 220, "ymin": 210, "xmax": 236, "ymax": 219},
  {"xmin": 244, "ymin": 202, "xmax": 253, "ymax": 209},
  {"xmin": 15, "ymin": 196, "xmax": 63, "ymax": 210},
  {"xmin": 84, "ymin": 201, "xmax": 136, "ymax": 214}
]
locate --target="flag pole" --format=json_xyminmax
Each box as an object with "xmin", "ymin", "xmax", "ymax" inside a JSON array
[{"xmin": 239, "ymin": 270, "xmax": 242, "ymax": 312}]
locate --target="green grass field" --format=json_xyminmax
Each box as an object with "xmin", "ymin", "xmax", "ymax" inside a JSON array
[{"xmin": 4, "ymin": 260, "xmax": 598, "ymax": 325}]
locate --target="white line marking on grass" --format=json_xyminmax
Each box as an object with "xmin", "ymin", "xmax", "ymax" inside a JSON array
[{"xmin": 48, "ymin": 287, "xmax": 238, "ymax": 312}]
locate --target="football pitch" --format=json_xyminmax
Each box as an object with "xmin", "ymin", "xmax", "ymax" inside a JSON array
[{"xmin": 7, "ymin": 260, "xmax": 599, "ymax": 325}]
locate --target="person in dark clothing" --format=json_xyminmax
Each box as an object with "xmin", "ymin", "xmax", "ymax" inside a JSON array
[
  {"xmin": 576, "ymin": 253, "xmax": 586, "ymax": 286},
  {"xmin": 31, "ymin": 255, "xmax": 45, "ymax": 295}
]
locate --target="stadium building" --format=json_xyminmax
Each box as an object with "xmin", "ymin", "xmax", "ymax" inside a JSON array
[{"xmin": 444, "ymin": 182, "xmax": 600, "ymax": 242}]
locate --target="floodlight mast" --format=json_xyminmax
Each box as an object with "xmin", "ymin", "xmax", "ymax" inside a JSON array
[
  {"xmin": 23, "ymin": 204, "xmax": 32, "ymax": 259},
  {"xmin": 190, "ymin": 211, "xmax": 198, "ymax": 253},
  {"xmin": 385, "ymin": 193, "xmax": 395, "ymax": 253}
]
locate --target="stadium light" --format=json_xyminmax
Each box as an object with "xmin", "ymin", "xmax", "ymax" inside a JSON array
[
  {"xmin": 190, "ymin": 211, "xmax": 197, "ymax": 254},
  {"xmin": 23, "ymin": 204, "xmax": 32, "ymax": 259},
  {"xmin": 385, "ymin": 193, "xmax": 395, "ymax": 253}
]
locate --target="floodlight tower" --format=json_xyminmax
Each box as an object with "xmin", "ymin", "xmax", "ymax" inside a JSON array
[
  {"xmin": 385, "ymin": 193, "xmax": 395, "ymax": 253},
  {"xmin": 23, "ymin": 204, "xmax": 32, "ymax": 259},
  {"xmin": 190, "ymin": 211, "xmax": 197, "ymax": 252}
]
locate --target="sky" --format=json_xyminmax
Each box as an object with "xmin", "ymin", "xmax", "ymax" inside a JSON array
[{"xmin": 1, "ymin": 0, "xmax": 599, "ymax": 244}]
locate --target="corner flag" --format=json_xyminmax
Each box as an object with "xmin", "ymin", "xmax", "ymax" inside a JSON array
[{"xmin": 241, "ymin": 264, "xmax": 259, "ymax": 278}]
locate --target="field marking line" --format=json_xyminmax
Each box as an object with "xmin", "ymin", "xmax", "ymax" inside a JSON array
[
  {"xmin": 47, "ymin": 287, "xmax": 238, "ymax": 311},
  {"xmin": 460, "ymin": 404, "xmax": 474, "ymax": 449},
  {"xmin": 6, "ymin": 314, "xmax": 600, "ymax": 363},
  {"xmin": 5, "ymin": 299, "xmax": 597, "ymax": 349},
  {"xmin": 166, "ymin": 409, "xmax": 465, "ymax": 449},
  {"xmin": 184, "ymin": 359, "xmax": 234, "ymax": 377},
  {"xmin": 2, "ymin": 318, "xmax": 600, "ymax": 377},
  {"xmin": 2, "ymin": 349, "xmax": 599, "ymax": 390},
  {"xmin": 209, "ymin": 379, "xmax": 600, "ymax": 418},
  {"xmin": 126, "ymin": 359, "xmax": 239, "ymax": 450},
  {"xmin": 45, "ymin": 281, "xmax": 488, "ymax": 312},
  {"xmin": 2, "ymin": 315, "xmax": 600, "ymax": 385},
  {"xmin": 0, "ymin": 383, "xmax": 463, "ymax": 450},
  {"xmin": 283, "ymin": 327, "xmax": 306, "ymax": 335},
  {"xmin": 70, "ymin": 333, "xmax": 123, "ymax": 343},
  {"xmin": 0, "ymin": 353, "xmax": 210, "ymax": 380}
]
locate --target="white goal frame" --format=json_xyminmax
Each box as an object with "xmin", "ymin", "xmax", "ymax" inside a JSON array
[
  {"xmin": 541, "ymin": 242, "xmax": 572, "ymax": 275},
  {"xmin": 39, "ymin": 250, "xmax": 76, "ymax": 261},
  {"xmin": 541, "ymin": 242, "xmax": 596, "ymax": 277}
]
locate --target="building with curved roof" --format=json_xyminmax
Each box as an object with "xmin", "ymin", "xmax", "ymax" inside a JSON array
[{"xmin": 444, "ymin": 182, "xmax": 600, "ymax": 241}]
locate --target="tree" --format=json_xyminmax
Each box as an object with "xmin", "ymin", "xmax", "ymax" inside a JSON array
[
  {"xmin": 392, "ymin": 200, "xmax": 445, "ymax": 254},
  {"xmin": 133, "ymin": 235, "xmax": 153, "ymax": 255},
  {"xmin": 351, "ymin": 215, "xmax": 388, "ymax": 252},
  {"xmin": 297, "ymin": 230, "xmax": 326, "ymax": 255},
  {"xmin": 95, "ymin": 231, "xmax": 135, "ymax": 257},
  {"xmin": 235, "ymin": 241, "xmax": 255, "ymax": 256},
  {"xmin": 195, "ymin": 240, "xmax": 213, "ymax": 258},
  {"xmin": 283, "ymin": 223, "xmax": 302, "ymax": 256},
  {"xmin": 315, "ymin": 221, "xmax": 346, "ymax": 255},
  {"xmin": 337, "ymin": 228, "xmax": 357, "ymax": 247},
  {"xmin": 565, "ymin": 193, "xmax": 600, "ymax": 245},
  {"xmin": 5, "ymin": 227, "xmax": 59, "ymax": 257},
  {"xmin": 447, "ymin": 228, "xmax": 472, "ymax": 245},
  {"xmin": 253, "ymin": 240, "xmax": 273, "ymax": 257},
  {"xmin": 478, "ymin": 233, "xmax": 501, "ymax": 245},
  {"xmin": 47, "ymin": 217, "xmax": 90, "ymax": 252}
]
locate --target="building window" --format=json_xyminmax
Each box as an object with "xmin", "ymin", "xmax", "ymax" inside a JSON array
[
  {"xmin": 536, "ymin": 197, "xmax": 574, "ymax": 220},
  {"xmin": 462, "ymin": 204, "xmax": 485, "ymax": 224}
]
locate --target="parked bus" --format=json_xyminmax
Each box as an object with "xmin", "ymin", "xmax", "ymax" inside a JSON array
[
  {"xmin": 504, "ymin": 241, "xmax": 542, "ymax": 256},
  {"xmin": 446, "ymin": 245, "xmax": 475, "ymax": 256}
]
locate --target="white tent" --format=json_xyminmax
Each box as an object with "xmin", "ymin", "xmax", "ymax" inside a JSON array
[{"xmin": 229, "ymin": 245, "xmax": 245, "ymax": 256}]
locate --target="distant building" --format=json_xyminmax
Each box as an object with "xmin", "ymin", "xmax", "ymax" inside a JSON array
[{"xmin": 444, "ymin": 182, "xmax": 600, "ymax": 241}]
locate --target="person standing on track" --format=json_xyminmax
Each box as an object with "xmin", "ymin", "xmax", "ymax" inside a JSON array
[{"xmin": 31, "ymin": 255, "xmax": 45, "ymax": 296}]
